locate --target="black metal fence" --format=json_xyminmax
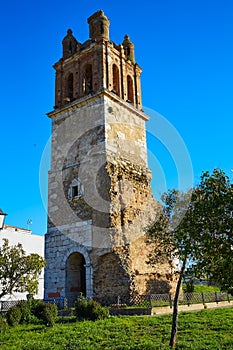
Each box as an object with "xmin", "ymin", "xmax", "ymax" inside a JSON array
[
  {"xmin": 95, "ymin": 294, "xmax": 151, "ymax": 307},
  {"xmin": 0, "ymin": 297, "xmax": 68, "ymax": 312},
  {"xmin": 0, "ymin": 292, "xmax": 232, "ymax": 312},
  {"xmin": 0, "ymin": 300, "xmax": 21, "ymax": 312},
  {"xmin": 97, "ymin": 292, "xmax": 233, "ymax": 308},
  {"xmin": 151, "ymin": 291, "xmax": 233, "ymax": 308}
]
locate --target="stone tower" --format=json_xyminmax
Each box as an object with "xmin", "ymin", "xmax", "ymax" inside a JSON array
[{"xmin": 44, "ymin": 10, "xmax": 175, "ymax": 305}]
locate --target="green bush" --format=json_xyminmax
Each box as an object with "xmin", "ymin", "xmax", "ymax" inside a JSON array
[
  {"xmin": 75, "ymin": 294, "xmax": 88, "ymax": 319},
  {"xmin": 17, "ymin": 300, "xmax": 31, "ymax": 324},
  {"xmin": 5, "ymin": 300, "xmax": 58, "ymax": 327},
  {"xmin": 183, "ymin": 280, "xmax": 194, "ymax": 293},
  {"xmin": 6, "ymin": 305, "xmax": 22, "ymax": 326},
  {"xmin": 75, "ymin": 294, "xmax": 109, "ymax": 321},
  {"xmin": 33, "ymin": 302, "xmax": 58, "ymax": 327},
  {"xmin": 0, "ymin": 314, "xmax": 8, "ymax": 334},
  {"xmin": 29, "ymin": 299, "xmax": 45, "ymax": 318}
]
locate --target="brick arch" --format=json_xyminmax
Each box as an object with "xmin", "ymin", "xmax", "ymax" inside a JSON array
[
  {"xmin": 112, "ymin": 64, "xmax": 120, "ymax": 96},
  {"xmin": 127, "ymin": 75, "xmax": 134, "ymax": 104},
  {"xmin": 82, "ymin": 63, "xmax": 93, "ymax": 95},
  {"xmin": 66, "ymin": 72, "xmax": 74, "ymax": 100}
]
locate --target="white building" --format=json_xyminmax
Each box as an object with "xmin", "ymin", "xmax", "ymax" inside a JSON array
[{"xmin": 0, "ymin": 224, "xmax": 44, "ymax": 301}]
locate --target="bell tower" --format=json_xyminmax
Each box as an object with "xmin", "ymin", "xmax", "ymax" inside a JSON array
[{"xmin": 44, "ymin": 10, "xmax": 175, "ymax": 305}]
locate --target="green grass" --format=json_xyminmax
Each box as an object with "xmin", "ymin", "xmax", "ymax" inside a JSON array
[
  {"xmin": 182, "ymin": 284, "xmax": 220, "ymax": 293},
  {"xmin": 0, "ymin": 308, "xmax": 233, "ymax": 349},
  {"xmin": 192, "ymin": 285, "xmax": 220, "ymax": 293}
]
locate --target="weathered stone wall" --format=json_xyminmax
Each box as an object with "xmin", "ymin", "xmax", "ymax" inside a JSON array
[
  {"xmin": 44, "ymin": 224, "xmax": 93, "ymax": 298},
  {"xmin": 105, "ymin": 96, "xmax": 148, "ymax": 167},
  {"xmin": 45, "ymin": 10, "xmax": 177, "ymax": 304},
  {"xmin": 93, "ymin": 251, "xmax": 131, "ymax": 298},
  {"xmin": 130, "ymin": 236, "xmax": 177, "ymax": 295},
  {"xmin": 45, "ymin": 93, "xmax": 177, "ymax": 302},
  {"xmin": 45, "ymin": 96, "xmax": 106, "ymax": 300}
]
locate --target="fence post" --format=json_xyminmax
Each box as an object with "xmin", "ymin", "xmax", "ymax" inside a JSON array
[
  {"xmin": 185, "ymin": 293, "xmax": 190, "ymax": 306},
  {"xmin": 169, "ymin": 293, "xmax": 172, "ymax": 308},
  {"xmin": 215, "ymin": 292, "xmax": 218, "ymax": 304},
  {"xmin": 64, "ymin": 297, "xmax": 68, "ymax": 309},
  {"xmin": 227, "ymin": 294, "xmax": 230, "ymax": 303},
  {"xmin": 201, "ymin": 292, "xmax": 205, "ymax": 305},
  {"xmin": 149, "ymin": 295, "xmax": 152, "ymax": 308}
]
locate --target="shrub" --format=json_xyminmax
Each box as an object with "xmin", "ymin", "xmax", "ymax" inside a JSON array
[
  {"xmin": 0, "ymin": 315, "xmax": 8, "ymax": 334},
  {"xmin": 17, "ymin": 300, "xmax": 31, "ymax": 324},
  {"xmin": 29, "ymin": 299, "xmax": 45, "ymax": 318},
  {"xmin": 183, "ymin": 280, "xmax": 194, "ymax": 293},
  {"xmin": 33, "ymin": 302, "xmax": 58, "ymax": 327},
  {"xmin": 75, "ymin": 294, "xmax": 109, "ymax": 321},
  {"xmin": 16, "ymin": 298, "xmax": 41, "ymax": 325},
  {"xmin": 6, "ymin": 305, "xmax": 22, "ymax": 326},
  {"xmin": 75, "ymin": 294, "xmax": 88, "ymax": 319}
]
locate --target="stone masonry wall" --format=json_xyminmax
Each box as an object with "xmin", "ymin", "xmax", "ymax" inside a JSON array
[{"xmin": 45, "ymin": 92, "xmax": 177, "ymax": 302}]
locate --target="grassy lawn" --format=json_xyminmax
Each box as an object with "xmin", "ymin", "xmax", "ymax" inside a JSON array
[
  {"xmin": 192, "ymin": 285, "xmax": 220, "ymax": 293},
  {"xmin": 0, "ymin": 307, "xmax": 233, "ymax": 349}
]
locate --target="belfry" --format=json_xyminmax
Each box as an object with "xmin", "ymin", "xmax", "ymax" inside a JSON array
[{"xmin": 44, "ymin": 10, "xmax": 175, "ymax": 305}]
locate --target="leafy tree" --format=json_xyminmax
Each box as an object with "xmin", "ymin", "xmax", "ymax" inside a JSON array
[
  {"xmin": 147, "ymin": 169, "xmax": 233, "ymax": 348},
  {"xmin": 187, "ymin": 169, "xmax": 233, "ymax": 292},
  {"xmin": 0, "ymin": 239, "xmax": 46, "ymax": 299}
]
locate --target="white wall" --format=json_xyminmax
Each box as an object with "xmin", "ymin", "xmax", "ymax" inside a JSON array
[{"xmin": 0, "ymin": 225, "xmax": 44, "ymax": 301}]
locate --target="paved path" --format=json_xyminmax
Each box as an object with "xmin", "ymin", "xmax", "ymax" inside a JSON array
[{"xmin": 153, "ymin": 301, "xmax": 233, "ymax": 315}]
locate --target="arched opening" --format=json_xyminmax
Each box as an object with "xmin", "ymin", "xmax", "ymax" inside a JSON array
[
  {"xmin": 100, "ymin": 21, "xmax": 104, "ymax": 35},
  {"xmin": 125, "ymin": 46, "xmax": 130, "ymax": 58},
  {"xmin": 127, "ymin": 75, "xmax": 134, "ymax": 104},
  {"xmin": 68, "ymin": 41, "xmax": 73, "ymax": 55},
  {"xmin": 83, "ymin": 64, "xmax": 93, "ymax": 95},
  {"xmin": 112, "ymin": 64, "xmax": 120, "ymax": 96},
  {"xmin": 66, "ymin": 73, "xmax": 74, "ymax": 101},
  {"xmin": 66, "ymin": 252, "xmax": 86, "ymax": 306}
]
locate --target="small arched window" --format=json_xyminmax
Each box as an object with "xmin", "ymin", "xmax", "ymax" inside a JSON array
[
  {"xmin": 112, "ymin": 64, "xmax": 120, "ymax": 96},
  {"xmin": 100, "ymin": 22, "xmax": 104, "ymax": 35},
  {"xmin": 67, "ymin": 73, "xmax": 74, "ymax": 100},
  {"xmin": 68, "ymin": 178, "xmax": 84, "ymax": 199},
  {"xmin": 68, "ymin": 41, "xmax": 73, "ymax": 54},
  {"xmin": 126, "ymin": 47, "xmax": 130, "ymax": 58},
  {"xmin": 83, "ymin": 64, "xmax": 93, "ymax": 95},
  {"xmin": 127, "ymin": 75, "xmax": 134, "ymax": 104}
]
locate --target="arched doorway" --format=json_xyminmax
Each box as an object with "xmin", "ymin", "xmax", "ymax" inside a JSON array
[{"xmin": 66, "ymin": 252, "xmax": 86, "ymax": 306}]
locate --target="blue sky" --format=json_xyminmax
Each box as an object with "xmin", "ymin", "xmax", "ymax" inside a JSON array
[{"xmin": 0, "ymin": 0, "xmax": 232, "ymax": 234}]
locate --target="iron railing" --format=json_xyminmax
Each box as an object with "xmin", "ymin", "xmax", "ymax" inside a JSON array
[
  {"xmin": 0, "ymin": 292, "xmax": 232, "ymax": 312},
  {"xmin": 0, "ymin": 297, "xmax": 68, "ymax": 312}
]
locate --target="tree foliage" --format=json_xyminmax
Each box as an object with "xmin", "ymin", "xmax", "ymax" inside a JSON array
[
  {"xmin": 186, "ymin": 169, "xmax": 233, "ymax": 291},
  {"xmin": 147, "ymin": 169, "xmax": 233, "ymax": 348},
  {"xmin": 0, "ymin": 239, "xmax": 46, "ymax": 299}
]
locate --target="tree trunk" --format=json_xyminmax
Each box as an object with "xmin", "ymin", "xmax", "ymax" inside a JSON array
[{"xmin": 169, "ymin": 257, "xmax": 187, "ymax": 348}]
